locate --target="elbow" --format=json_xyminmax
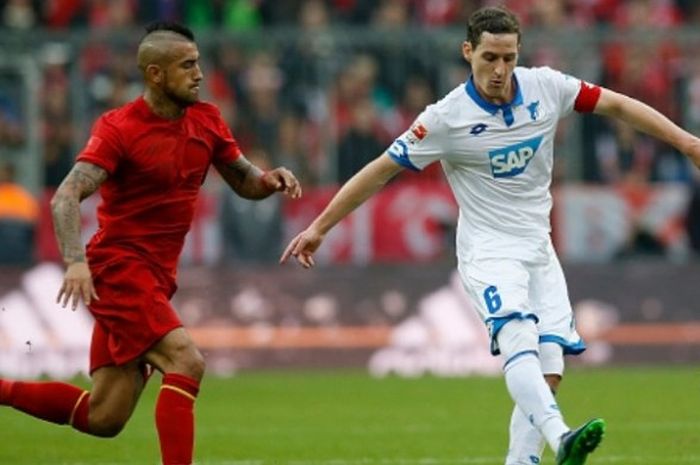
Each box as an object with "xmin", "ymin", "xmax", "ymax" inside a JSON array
[
  {"xmin": 49, "ymin": 191, "xmax": 62, "ymax": 213},
  {"xmin": 50, "ymin": 190, "xmax": 75, "ymax": 216}
]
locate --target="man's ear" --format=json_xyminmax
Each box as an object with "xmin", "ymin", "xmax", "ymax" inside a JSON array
[
  {"xmin": 146, "ymin": 64, "xmax": 163, "ymax": 84},
  {"xmin": 462, "ymin": 41, "xmax": 473, "ymax": 63}
]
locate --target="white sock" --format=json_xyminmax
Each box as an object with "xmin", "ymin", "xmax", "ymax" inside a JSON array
[
  {"xmin": 505, "ymin": 405, "xmax": 546, "ymax": 465},
  {"xmin": 504, "ymin": 354, "xmax": 569, "ymax": 453}
]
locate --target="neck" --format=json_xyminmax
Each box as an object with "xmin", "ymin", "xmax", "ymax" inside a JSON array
[{"xmin": 143, "ymin": 89, "xmax": 185, "ymax": 119}]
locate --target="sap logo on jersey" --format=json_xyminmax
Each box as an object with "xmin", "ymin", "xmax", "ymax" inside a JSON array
[{"xmin": 488, "ymin": 136, "xmax": 543, "ymax": 178}]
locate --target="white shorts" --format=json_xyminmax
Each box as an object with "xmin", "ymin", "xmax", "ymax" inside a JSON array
[{"xmin": 457, "ymin": 243, "xmax": 585, "ymax": 357}]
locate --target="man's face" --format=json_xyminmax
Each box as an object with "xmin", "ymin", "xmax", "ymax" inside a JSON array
[
  {"xmin": 463, "ymin": 32, "xmax": 519, "ymax": 104},
  {"xmin": 161, "ymin": 42, "xmax": 203, "ymax": 107}
]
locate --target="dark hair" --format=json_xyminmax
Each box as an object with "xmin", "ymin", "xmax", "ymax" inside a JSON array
[
  {"xmin": 144, "ymin": 21, "xmax": 195, "ymax": 41},
  {"xmin": 467, "ymin": 6, "xmax": 520, "ymax": 48}
]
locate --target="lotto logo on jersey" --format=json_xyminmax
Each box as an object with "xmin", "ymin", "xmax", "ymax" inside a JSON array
[{"xmin": 488, "ymin": 136, "xmax": 543, "ymax": 178}]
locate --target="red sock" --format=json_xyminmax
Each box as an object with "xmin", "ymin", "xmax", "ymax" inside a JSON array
[
  {"xmin": 0, "ymin": 379, "xmax": 91, "ymax": 433},
  {"xmin": 156, "ymin": 373, "xmax": 200, "ymax": 465}
]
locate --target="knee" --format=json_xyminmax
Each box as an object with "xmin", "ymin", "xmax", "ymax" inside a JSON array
[
  {"xmin": 171, "ymin": 345, "xmax": 206, "ymax": 381},
  {"xmin": 147, "ymin": 330, "xmax": 207, "ymax": 380},
  {"xmin": 88, "ymin": 409, "xmax": 129, "ymax": 438},
  {"xmin": 184, "ymin": 349, "xmax": 206, "ymax": 381},
  {"xmin": 497, "ymin": 318, "xmax": 539, "ymax": 363}
]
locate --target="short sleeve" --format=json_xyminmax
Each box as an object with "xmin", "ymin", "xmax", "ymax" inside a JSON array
[
  {"xmin": 76, "ymin": 116, "xmax": 123, "ymax": 174},
  {"xmin": 538, "ymin": 67, "xmax": 587, "ymax": 118},
  {"xmin": 213, "ymin": 114, "xmax": 242, "ymax": 165},
  {"xmin": 386, "ymin": 104, "xmax": 449, "ymax": 171}
]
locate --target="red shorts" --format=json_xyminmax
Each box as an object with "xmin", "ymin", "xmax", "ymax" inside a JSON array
[{"xmin": 88, "ymin": 259, "xmax": 182, "ymax": 373}]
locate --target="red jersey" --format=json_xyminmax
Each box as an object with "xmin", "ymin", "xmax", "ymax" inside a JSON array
[{"xmin": 77, "ymin": 97, "xmax": 241, "ymax": 285}]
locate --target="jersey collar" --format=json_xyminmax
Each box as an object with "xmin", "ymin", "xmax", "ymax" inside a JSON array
[{"xmin": 464, "ymin": 75, "xmax": 523, "ymax": 117}]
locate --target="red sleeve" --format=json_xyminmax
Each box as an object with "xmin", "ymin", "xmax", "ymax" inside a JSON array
[
  {"xmin": 76, "ymin": 115, "xmax": 123, "ymax": 174},
  {"xmin": 213, "ymin": 114, "xmax": 242, "ymax": 164},
  {"xmin": 573, "ymin": 81, "xmax": 602, "ymax": 113}
]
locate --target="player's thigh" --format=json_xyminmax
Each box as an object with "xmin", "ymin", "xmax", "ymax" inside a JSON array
[
  {"xmin": 458, "ymin": 258, "xmax": 533, "ymax": 322},
  {"xmin": 89, "ymin": 361, "xmax": 146, "ymax": 430},
  {"xmin": 529, "ymin": 252, "xmax": 581, "ymax": 343},
  {"xmin": 144, "ymin": 327, "xmax": 205, "ymax": 380},
  {"xmin": 89, "ymin": 260, "xmax": 182, "ymax": 371}
]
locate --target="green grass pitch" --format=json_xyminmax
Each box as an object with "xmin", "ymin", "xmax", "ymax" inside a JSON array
[{"xmin": 0, "ymin": 366, "xmax": 698, "ymax": 464}]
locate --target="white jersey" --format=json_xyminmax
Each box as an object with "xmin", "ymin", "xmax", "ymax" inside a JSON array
[{"xmin": 388, "ymin": 66, "xmax": 587, "ymax": 263}]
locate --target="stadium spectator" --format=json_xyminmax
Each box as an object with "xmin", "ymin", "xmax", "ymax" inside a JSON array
[
  {"xmin": 221, "ymin": 146, "xmax": 284, "ymax": 263},
  {"xmin": 0, "ymin": 78, "xmax": 25, "ymax": 149},
  {"xmin": 276, "ymin": 111, "xmax": 320, "ymax": 187},
  {"xmin": 337, "ymin": 97, "xmax": 385, "ymax": 183},
  {"xmin": 1, "ymin": 0, "xmax": 37, "ymax": 29},
  {"xmin": 238, "ymin": 51, "xmax": 284, "ymax": 156},
  {"xmin": 86, "ymin": 0, "xmax": 137, "ymax": 30},
  {"xmin": 330, "ymin": 54, "xmax": 384, "ymax": 141},
  {"xmin": 281, "ymin": 6, "xmax": 700, "ymax": 465},
  {"xmin": 0, "ymin": 22, "xmax": 301, "ymax": 465},
  {"xmin": 41, "ymin": 44, "xmax": 74, "ymax": 188},
  {"xmin": 278, "ymin": 0, "xmax": 336, "ymax": 108},
  {"xmin": 0, "ymin": 161, "xmax": 38, "ymax": 265}
]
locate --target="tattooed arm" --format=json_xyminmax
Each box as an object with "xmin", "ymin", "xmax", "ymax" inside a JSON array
[
  {"xmin": 50, "ymin": 162, "xmax": 108, "ymax": 310},
  {"xmin": 214, "ymin": 156, "xmax": 302, "ymax": 200}
]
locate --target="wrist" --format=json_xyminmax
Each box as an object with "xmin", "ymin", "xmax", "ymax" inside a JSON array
[
  {"xmin": 310, "ymin": 219, "xmax": 330, "ymax": 237},
  {"xmin": 63, "ymin": 251, "xmax": 86, "ymax": 266}
]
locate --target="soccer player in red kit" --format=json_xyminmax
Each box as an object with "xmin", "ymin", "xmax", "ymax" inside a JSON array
[{"xmin": 0, "ymin": 22, "xmax": 301, "ymax": 464}]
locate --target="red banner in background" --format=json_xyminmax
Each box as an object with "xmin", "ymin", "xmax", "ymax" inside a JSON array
[{"xmin": 552, "ymin": 184, "xmax": 690, "ymax": 261}]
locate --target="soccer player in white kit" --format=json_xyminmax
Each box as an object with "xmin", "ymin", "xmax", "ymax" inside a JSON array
[{"xmin": 281, "ymin": 6, "xmax": 700, "ymax": 465}]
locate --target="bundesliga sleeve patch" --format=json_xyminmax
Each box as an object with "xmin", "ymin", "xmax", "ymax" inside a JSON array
[
  {"xmin": 574, "ymin": 81, "xmax": 601, "ymax": 113},
  {"xmin": 84, "ymin": 135, "xmax": 103, "ymax": 154},
  {"xmin": 406, "ymin": 122, "xmax": 428, "ymax": 145}
]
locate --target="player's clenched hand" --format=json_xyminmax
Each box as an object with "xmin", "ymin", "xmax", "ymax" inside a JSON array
[
  {"xmin": 262, "ymin": 167, "xmax": 302, "ymax": 199},
  {"xmin": 57, "ymin": 262, "xmax": 99, "ymax": 311},
  {"xmin": 279, "ymin": 228, "xmax": 323, "ymax": 268}
]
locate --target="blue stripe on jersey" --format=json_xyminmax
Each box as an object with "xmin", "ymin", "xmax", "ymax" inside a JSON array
[
  {"xmin": 465, "ymin": 76, "xmax": 523, "ymax": 127},
  {"xmin": 386, "ymin": 140, "xmax": 420, "ymax": 171},
  {"xmin": 539, "ymin": 334, "xmax": 587, "ymax": 355}
]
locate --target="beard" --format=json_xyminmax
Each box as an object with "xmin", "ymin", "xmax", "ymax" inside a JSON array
[
  {"xmin": 161, "ymin": 73, "xmax": 199, "ymax": 108},
  {"xmin": 163, "ymin": 85, "xmax": 198, "ymax": 107}
]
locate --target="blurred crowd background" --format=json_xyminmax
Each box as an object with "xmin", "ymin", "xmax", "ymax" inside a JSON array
[{"xmin": 2, "ymin": 0, "xmax": 700, "ymax": 266}]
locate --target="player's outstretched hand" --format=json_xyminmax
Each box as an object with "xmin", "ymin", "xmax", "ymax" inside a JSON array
[
  {"xmin": 279, "ymin": 228, "xmax": 323, "ymax": 268},
  {"xmin": 57, "ymin": 262, "xmax": 99, "ymax": 311},
  {"xmin": 262, "ymin": 167, "xmax": 302, "ymax": 199}
]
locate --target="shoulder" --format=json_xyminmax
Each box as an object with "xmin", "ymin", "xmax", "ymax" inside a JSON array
[
  {"xmin": 517, "ymin": 66, "xmax": 578, "ymax": 87},
  {"xmin": 95, "ymin": 99, "xmax": 152, "ymax": 141}
]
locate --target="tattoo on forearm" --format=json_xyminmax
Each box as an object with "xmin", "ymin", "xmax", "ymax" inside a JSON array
[
  {"xmin": 228, "ymin": 159, "xmax": 254, "ymax": 187},
  {"xmin": 52, "ymin": 193, "xmax": 85, "ymax": 264},
  {"xmin": 218, "ymin": 157, "xmax": 271, "ymax": 199},
  {"xmin": 51, "ymin": 162, "xmax": 107, "ymax": 265}
]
